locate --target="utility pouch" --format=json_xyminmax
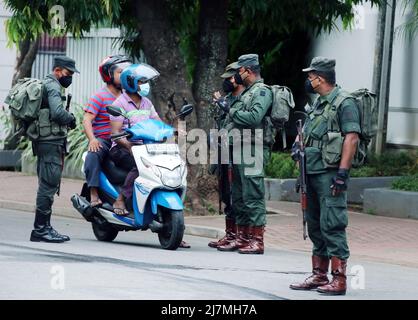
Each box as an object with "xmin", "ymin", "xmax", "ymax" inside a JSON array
[
  {"xmin": 38, "ymin": 109, "xmax": 52, "ymax": 137},
  {"xmin": 322, "ymin": 131, "xmax": 343, "ymax": 166}
]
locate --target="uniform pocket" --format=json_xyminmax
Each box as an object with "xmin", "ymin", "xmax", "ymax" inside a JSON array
[
  {"xmin": 322, "ymin": 132, "xmax": 343, "ymax": 166},
  {"xmin": 309, "ymin": 116, "xmax": 328, "ymax": 141},
  {"xmin": 324, "ymin": 195, "xmax": 348, "ymax": 231},
  {"xmin": 38, "ymin": 109, "xmax": 51, "ymax": 137},
  {"xmin": 39, "ymin": 161, "xmax": 62, "ymax": 187}
]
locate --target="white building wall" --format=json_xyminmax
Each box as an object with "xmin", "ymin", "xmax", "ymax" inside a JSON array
[
  {"xmin": 0, "ymin": 1, "xmax": 17, "ymax": 105},
  {"xmin": 311, "ymin": 3, "xmax": 418, "ymax": 147}
]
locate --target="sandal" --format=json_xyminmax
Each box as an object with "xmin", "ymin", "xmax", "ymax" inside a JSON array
[{"xmin": 114, "ymin": 207, "xmax": 130, "ymax": 216}]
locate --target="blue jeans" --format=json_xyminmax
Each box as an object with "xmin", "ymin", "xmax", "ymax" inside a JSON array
[{"xmin": 84, "ymin": 138, "xmax": 111, "ymax": 188}]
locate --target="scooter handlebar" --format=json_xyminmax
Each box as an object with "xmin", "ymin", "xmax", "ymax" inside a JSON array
[{"xmin": 111, "ymin": 132, "xmax": 133, "ymax": 140}]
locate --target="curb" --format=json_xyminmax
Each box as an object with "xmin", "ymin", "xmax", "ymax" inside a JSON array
[{"xmin": 0, "ymin": 199, "xmax": 221, "ymax": 239}]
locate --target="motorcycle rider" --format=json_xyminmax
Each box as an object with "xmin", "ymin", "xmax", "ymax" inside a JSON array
[
  {"xmin": 109, "ymin": 63, "xmax": 161, "ymax": 216},
  {"xmin": 109, "ymin": 63, "xmax": 191, "ymax": 249},
  {"xmin": 83, "ymin": 55, "xmax": 132, "ymax": 207}
]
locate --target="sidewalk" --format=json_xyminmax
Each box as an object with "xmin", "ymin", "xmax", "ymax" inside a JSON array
[{"xmin": 1, "ymin": 171, "xmax": 418, "ymax": 268}]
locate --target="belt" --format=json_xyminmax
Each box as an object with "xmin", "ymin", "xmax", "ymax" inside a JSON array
[{"xmin": 306, "ymin": 139, "xmax": 323, "ymax": 149}]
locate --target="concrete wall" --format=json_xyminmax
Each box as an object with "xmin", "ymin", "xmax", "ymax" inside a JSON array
[
  {"xmin": 364, "ymin": 188, "xmax": 418, "ymax": 220},
  {"xmin": 311, "ymin": 3, "xmax": 418, "ymax": 147}
]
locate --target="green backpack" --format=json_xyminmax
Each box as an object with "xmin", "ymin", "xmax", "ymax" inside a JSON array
[
  {"xmin": 332, "ymin": 88, "xmax": 378, "ymax": 167},
  {"xmin": 266, "ymin": 85, "xmax": 295, "ymax": 129},
  {"xmin": 263, "ymin": 85, "xmax": 295, "ymax": 148},
  {"xmin": 5, "ymin": 78, "xmax": 44, "ymax": 141}
]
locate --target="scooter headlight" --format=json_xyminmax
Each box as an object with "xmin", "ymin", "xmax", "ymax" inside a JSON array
[
  {"xmin": 160, "ymin": 165, "xmax": 182, "ymax": 188},
  {"xmin": 141, "ymin": 157, "xmax": 162, "ymax": 178}
]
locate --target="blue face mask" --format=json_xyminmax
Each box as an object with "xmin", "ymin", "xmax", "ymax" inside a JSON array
[{"xmin": 138, "ymin": 82, "xmax": 150, "ymax": 97}]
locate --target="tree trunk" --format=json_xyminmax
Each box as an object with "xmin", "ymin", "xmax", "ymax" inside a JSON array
[
  {"xmin": 12, "ymin": 37, "xmax": 40, "ymax": 86},
  {"xmin": 375, "ymin": 0, "xmax": 396, "ymax": 155},
  {"xmin": 134, "ymin": 0, "xmax": 219, "ymax": 214},
  {"xmin": 134, "ymin": 0, "xmax": 197, "ymax": 127},
  {"xmin": 193, "ymin": 0, "xmax": 229, "ymax": 133}
]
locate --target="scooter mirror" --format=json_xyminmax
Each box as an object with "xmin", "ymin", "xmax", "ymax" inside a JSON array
[{"xmin": 176, "ymin": 104, "xmax": 194, "ymax": 121}]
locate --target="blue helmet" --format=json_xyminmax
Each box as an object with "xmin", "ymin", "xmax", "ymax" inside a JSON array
[{"xmin": 120, "ymin": 63, "xmax": 160, "ymax": 93}]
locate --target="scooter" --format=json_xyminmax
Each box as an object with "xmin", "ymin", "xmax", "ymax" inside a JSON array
[{"xmin": 71, "ymin": 103, "xmax": 193, "ymax": 250}]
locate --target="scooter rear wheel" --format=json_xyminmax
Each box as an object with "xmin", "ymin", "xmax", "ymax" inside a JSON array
[
  {"xmin": 92, "ymin": 221, "xmax": 119, "ymax": 242},
  {"xmin": 158, "ymin": 208, "xmax": 184, "ymax": 250}
]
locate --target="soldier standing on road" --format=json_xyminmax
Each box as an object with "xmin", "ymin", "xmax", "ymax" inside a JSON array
[
  {"xmin": 208, "ymin": 63, "xmax": 245, "ymax": 249},
  {"xmin": 29, "ymin": 56, "xmax": 78, "ymax": 243},
  {"xmin": 217, "ymin": 54, "xmax": 273, "ymax": 255},
  {"xmin": 289, "ymin": 57, "xmax": 361, "ymax": 295}
]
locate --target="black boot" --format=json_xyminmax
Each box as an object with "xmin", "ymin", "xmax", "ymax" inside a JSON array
[
  {"xmin": 45, "ymin": 214, "xmax": 70, "ymax": 242},
  {"xmin": 30, "ymin": 212, "xmax": 67, "ymax": 243}
]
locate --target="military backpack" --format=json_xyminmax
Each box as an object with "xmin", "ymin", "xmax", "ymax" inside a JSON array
[
  {"xmin": 265, "ymin": 85, "xmax": 295, "ymax": 129},
  {"xmin": 320, "ymin": 88, "xmax": 377, "ymax": 168},
  {"xmin": 4, "ymin": 78, "xmax": 44, "ymax": 141}
]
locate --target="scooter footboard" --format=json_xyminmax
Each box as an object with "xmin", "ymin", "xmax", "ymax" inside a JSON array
[{"xmin": 150, "ymin": 190, "xmax": 184, "ymax": 214}]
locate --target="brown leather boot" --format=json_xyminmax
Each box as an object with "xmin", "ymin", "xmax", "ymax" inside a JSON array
[
  {"xmin": 208, "ymin": 218, "xmax": 236, "ymax": 248},
  {"xmin": 217, "ymin": 225, "xmax": 249, "ymax": 251},
  {"xmin": 317, "ymin": 257, "xmax": 347, "ymax": 295},
  {"xmin": 289, "ymin": 256, "xmax": 330, "ymax": 290},
  {"xmin": 238, "ymin": 226, "xmax": 264, "ymax": 254}
]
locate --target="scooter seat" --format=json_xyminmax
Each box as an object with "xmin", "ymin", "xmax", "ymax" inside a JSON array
[{"xmin": 102, "ymin": 157, "xmax": 129, "ymax": 186}]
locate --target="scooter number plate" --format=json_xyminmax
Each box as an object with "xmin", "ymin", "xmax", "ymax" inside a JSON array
[{"xmin": 146, "ymin": 144, "xmax": 179, "ymax": 154}]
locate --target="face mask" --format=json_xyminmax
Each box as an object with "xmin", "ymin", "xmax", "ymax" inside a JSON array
[
  {"xmin": 234, "ymin": 70, "xmax": 247, "ymax": 86},
  {"xmin": 138, "ymin": 82, "xmax": 150, "ymax": 97},
  {"xmin": 304, "ymin": 77, "xmax": 318, "ymax": 94},
  {"xmin": 59, "ymin": 75, "xmax": 73, "ymax": 88},
  {"xmin": 222, "ymin": 79, "xmax": 235, "ymax": 93}
]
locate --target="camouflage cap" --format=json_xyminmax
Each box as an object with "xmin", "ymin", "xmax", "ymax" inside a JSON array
[
  {"xmin": 230, "ymin": 53, "xmax": 259, "ymax": 69},
  {"xmin": 302, "ymin": 56, "xmax": 335, "ymax": 73},
  {"xmin": 221, "ymin": 62, "xmax": 239, "ymax": 78},
  {"xmin": 53, "ymin": 56, "xmax": 80, "ymax": 73}
]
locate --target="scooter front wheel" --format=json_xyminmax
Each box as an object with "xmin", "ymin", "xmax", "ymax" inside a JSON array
[
  {"xmin": 158, "ymin": 208, "xmax": 184, "ymax": 250},
  {"xmin": 92, "ymin": 221, "xmax": 119, "ymax": 242}
]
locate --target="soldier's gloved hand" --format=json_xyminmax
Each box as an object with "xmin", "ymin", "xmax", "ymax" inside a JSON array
[
  {"xmin": 330, "ymin": 169, "xmax": 349, "ymax": 196},
  {"xmin": 291, "ymin": 141, "xmax": 301, "ymax": 161},
  {"xmin": 214, "ymin": 97, "xmax": 230, "ymax": 113},
  {"xmin": 68, "ymin": 114, "xmax": 77, "ymax": 130}
]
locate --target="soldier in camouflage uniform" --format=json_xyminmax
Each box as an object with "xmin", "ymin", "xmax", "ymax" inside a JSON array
[
  {"xmin": 208, "ymin": 63, "xmax": 245, "ymax": 249},
  {"xmin": 289, "ymin": 57, "xmax": 361, "ymax": 295},
  {"xmin": 29, "ymin": 56, "xmax": 78, "ymax": 243},
  {"xmin": 217, "ymin": 54, "xmax": 273, "ymax": 255}
]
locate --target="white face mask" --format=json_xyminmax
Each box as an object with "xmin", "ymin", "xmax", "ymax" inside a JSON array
[{"xmin": 138, "ymin": 82, "xmax": 150, "ymax": 97}]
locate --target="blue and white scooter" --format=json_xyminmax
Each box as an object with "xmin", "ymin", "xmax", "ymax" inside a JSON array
[{"xmin": 71, "ymin": 104, "xmax": 193, "ymax": 250}]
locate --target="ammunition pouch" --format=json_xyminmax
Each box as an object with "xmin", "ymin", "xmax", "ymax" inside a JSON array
[{"xmin": 35, "ymin": 108, "xmax": 68, "ymax": 141}]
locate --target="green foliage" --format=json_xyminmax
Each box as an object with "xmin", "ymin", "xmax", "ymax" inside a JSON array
[
  {"xmin": 351, "ymin": 151, "xmax": 418, "ymax": 177},
  {"xmin": 65, "ymin": 104, "xmax": 88, "ymax": 172},
  {"xmin": 396, "ymin": 0, "xmax": 418, "ymax": 41},
  {"xmin": 265, "ymin": 152, "xmax": 298, "ymax": 179},
  {"xmin": 266, "ymin": 151, "xmax": 418, "ymax": 179},
  {"xmin": 392, "ymin": 175, "xmax": 418, "ymax": 192},
  {"xmin": 4, "ymin": 0, "xmax": 121, "ymax": 47}
]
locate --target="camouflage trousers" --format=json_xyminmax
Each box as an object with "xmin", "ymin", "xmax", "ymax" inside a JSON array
[{"xmin": 306, "ymin": 170, "xmax": 350, "ymax": 260}]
